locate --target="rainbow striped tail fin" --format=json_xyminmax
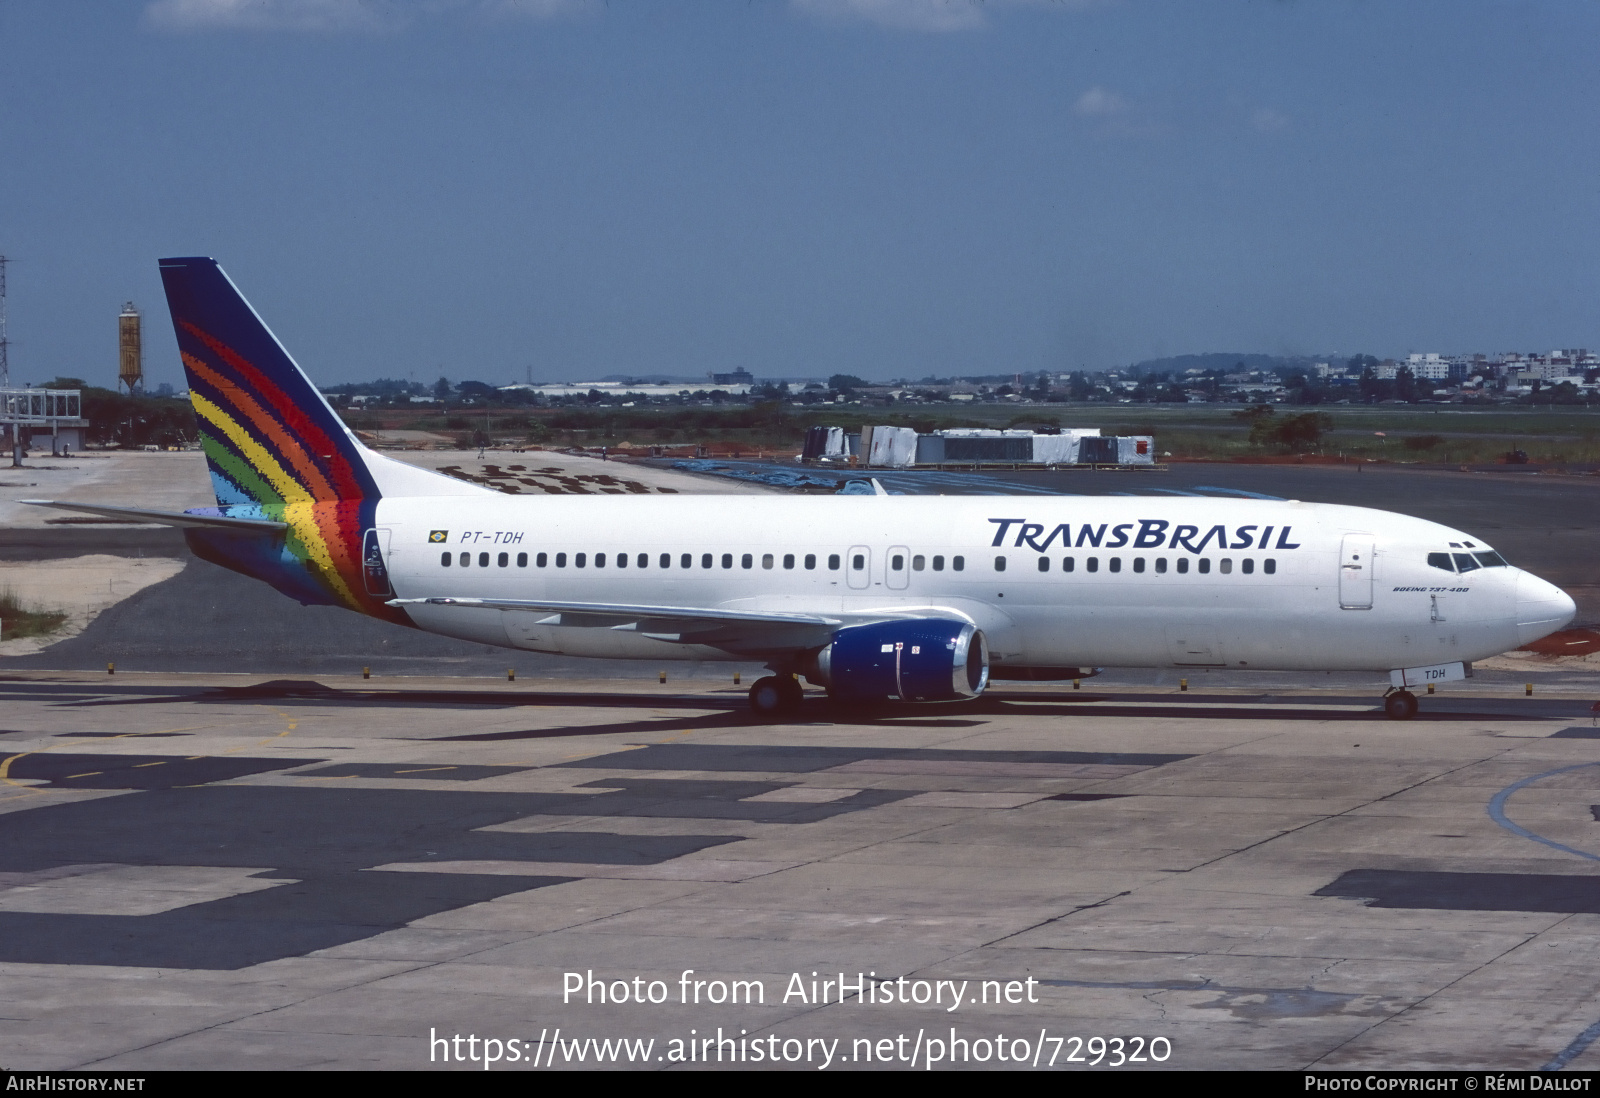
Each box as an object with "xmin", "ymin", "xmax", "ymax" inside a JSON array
[
  {"xmin": 158, "ymin": 257, "xmax": 484, "ymax": 617},
  {"xmin": 160, "ymin": 257, "xmax": 376, "ymax": 513}
]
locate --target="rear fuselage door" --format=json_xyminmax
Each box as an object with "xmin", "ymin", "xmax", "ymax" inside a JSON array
[
  {"xmin": 362, "ymin": 528, "xmax": 393, "ymax": 597},
  {"xmin": 1339, "ymin": 534, "xmax": 1374, "ymax": 610}
]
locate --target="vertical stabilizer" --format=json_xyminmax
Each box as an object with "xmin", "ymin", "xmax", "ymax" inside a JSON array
[
  {"xmin": 158, "ymin": 257, "xmax": 418, "ymax": 618},
  {"xmin": 159, "ymin": 257, "xmax": 376, "ymax": 512}
]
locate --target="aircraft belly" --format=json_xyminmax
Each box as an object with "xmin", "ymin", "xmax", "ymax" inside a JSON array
[{"xmin": 499, "ymin": 617, "xmax": 732, "ymax": 660}]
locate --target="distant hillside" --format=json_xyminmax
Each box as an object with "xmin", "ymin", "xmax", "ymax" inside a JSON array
[{"xmin": 1125, "ymin": 353, "xmax": 1325, "ymax": 377}]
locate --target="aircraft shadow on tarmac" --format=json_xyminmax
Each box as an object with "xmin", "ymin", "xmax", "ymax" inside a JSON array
[
  {"xmin": 2, "ymin": 679, "xmax": 1575, "ymax": 747},
  {"xmin": 0, "ymin": 751, "xmax": 932, "ymax": 970},
  {"xmin": 0, "ymin": 739, "xmax": 1201, "ymax": 969},
  {"xmin": 1317, "ymin": 869, "xmax": 1600, "ymax": 915}
]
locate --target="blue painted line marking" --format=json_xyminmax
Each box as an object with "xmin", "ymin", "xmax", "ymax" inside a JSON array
[
  {"xmin": 1545, "ymin": 1016, "xmax": 1600, "ymax": 1071},
  {"xmin": 1191, "ymin": 486, "xmax": 1288, "ymax": 500},
  {"xmin": 1489, "ymin": 761, "xmax": 1600, "ymax": 1069},
  {"xmin": 1486, "ymin": 761, "xmax": 1600, "ymax": 863},
  {"xmin": 1148, "ymin": 488, "xmax": 1209, "ymax": 497}
]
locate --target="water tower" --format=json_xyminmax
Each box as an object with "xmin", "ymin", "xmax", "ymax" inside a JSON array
[{"xmin": 118, "ymin": 303, "xmax": 142, "ymax": 394}]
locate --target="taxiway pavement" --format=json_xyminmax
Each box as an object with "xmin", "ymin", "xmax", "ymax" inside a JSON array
[{"xmin": 3, "ymin": 674, "xmax": 1600, "ymax": 1070}]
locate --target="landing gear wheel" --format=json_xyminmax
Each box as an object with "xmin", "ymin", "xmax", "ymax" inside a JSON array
[
  {"xmin": 777, "ymin": 676, "xmax": 803, "ymax": 711},
  {"xmin": 1384, "ymin": 690, "xmax": 1418, "ymax": 721},
  {"xmin": 749, "ymin": 676, "xmax": 801, "ymax": 716}
]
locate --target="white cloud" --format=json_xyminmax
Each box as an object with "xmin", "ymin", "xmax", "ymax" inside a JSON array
[
  {"xmin": 476, "ymin": 0, "xmax": 590, "ymax": 20},
  {"xmin": 1251, "ymin": 107, "xmax": 1291, "ymax": 133},
  {"xmin": 1073, "ymin": 85, "xmax": 1129, "ymax": 117},
  {"xmin": 790, "ymin": 0, "xmax": 985, "ymax": 32},
  {"xmin": 145, "ymin": 0, "xmax": 398, "ymax": 31},
  {"xmin": 144, "ymin": 0, "xmax": 587, "ymax": 32},
  {"xmin": 791, "ymin": 0, "xmax": 1092, "ymax": 34}
]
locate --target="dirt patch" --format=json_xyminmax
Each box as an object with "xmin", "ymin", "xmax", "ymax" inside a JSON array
[{"xmin": 1519, "ymin": 628, "xmax": 1600, "ymax": 657}]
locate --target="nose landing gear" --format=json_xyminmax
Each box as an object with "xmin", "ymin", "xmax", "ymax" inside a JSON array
[{"xmin": 1383, "ymin": 688, "xmax": 1418, "ymax": 721}]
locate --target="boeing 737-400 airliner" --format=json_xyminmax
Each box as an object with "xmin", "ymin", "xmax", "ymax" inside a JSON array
[{"xmin": 25, "ymin": 259, "xmax": 1578, "ymax": 719}]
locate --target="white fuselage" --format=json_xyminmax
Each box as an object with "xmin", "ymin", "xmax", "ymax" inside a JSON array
[{"xmin": 376, "ymin": 493, "xmax": 1575, "ymax": 674}]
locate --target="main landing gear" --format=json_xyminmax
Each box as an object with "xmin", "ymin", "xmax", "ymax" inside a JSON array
[
  {"xmin": 1383, "ymin": 688, "xmax": 1418, "ymax": 721},
  {"xmin": 749, "ymin": 675, "xmax": 804, "ymax": 716}
]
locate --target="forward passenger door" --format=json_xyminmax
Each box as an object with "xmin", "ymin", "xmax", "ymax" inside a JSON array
[{"xmin": 1339, "ymin": 534, "xmax": 1374, "ymax": 610}]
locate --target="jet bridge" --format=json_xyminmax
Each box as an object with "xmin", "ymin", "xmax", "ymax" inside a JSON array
[{"xmin": 2, "ymin": 387, "xmax": 87, "ymax": 465}]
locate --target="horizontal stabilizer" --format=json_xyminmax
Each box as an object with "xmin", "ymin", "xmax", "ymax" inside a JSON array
[{"xmin": 20, "ymin": 500, "xmax": 288, "ymax": 532}]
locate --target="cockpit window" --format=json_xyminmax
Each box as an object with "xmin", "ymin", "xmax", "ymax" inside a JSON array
[
  {"xmin": 1474, "ymin": 551, "xmax": 1508, "ymax": 568},
  {"xmin": 1427, "ymin": 553, "xmax": 1455, "ymax": 572},
  {"xmin": 1452, "ymin": 553, "xmax": 1480, "ymax": 573}
]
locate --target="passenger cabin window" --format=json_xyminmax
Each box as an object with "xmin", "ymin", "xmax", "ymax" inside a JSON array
[
  {"xmin": 1198, "ymin": 559, "xmax": 1210, "ymax": 574},
  {"xmin": 890, "ymin": 554, "xmax": 904, "ymax": 571},
  {"xmin": 912, "ymin": 555, "xmax": 925, "ymax": 571},
  {"xmin": 1086, "ymin": 557, "xmax": 1099, "ymax": 573},
  {"xmin": 617, "ymin": 553, "xmax": 627, "ymax": 568},
  {"xmin": 994, "ymin": 556, "xmax": 1007, "ymax": 572},
  {"xmin": 537, "ymin": 552, "xmax": 548, "ymax": 567},
  {"xmin": 556, "ymin": 553, "xmax": 567, "ymax": 567},
  {"xmin": 828, "ymin": 554, "xmax": 841, "ymax": 570},
  {"xmin": 1062, "ymin": 557, "xmax": 1074, "ymax": 572},
  {"xmin": 441, "ymin": 552, "xmax": 451, "ymax": 567},
  {"xmin": 662, "ymin": 554, "xmax": 673, "ymax": 568},
  {"xmin": 1133, "ymin": 557, "xmax": 1145, "ymax": 573},
  {"xmin": 701, "ymin": 554, "xmax": 713, "ymax": 568},
  {"xmin": 517, "ymin": 552, "xmax": 528, "ymax": 567},
  {"xmin": 1219, "ymin": 558, "xmax": 1232, "ymax": 574},
  {"xmin": 1241, "ymin": 558, "xmax": 1254, "ymax": 574},
  {"xmin": 851, "ymin": 554, "xmax": 865, "ymax": 571},
  {"xmin": 1176, "ymin": 558, "xmax": 1189, "ymax": 573},
  {"xmin": 460, "ymin": 552, "xmax": 470, "ymax": 567},
  {"xmin": 478, "ymin": 552, "xmax": 489, "ymax": 567},
  {"xmin": 722, "ymin": 553, "xmax": 734, "ymax": 569},
  {"xmin": 498, "ymin": 552, "xmax": 508, "ymax": 567},
  {"xmin": 763, "ymin": 554, "xmax": 774, "ymax": 569},
  {"xmin": 932, "ymin": 556, "xmax": 945, "ymax": 571},
  {"xmin": 638, "ymin": 553, "xmax": 648, "ymax": 568},
  {"xmin": 1109, "ymin": 557, "xmax": 1122, "ymax": 573},
  {"xmin": 575, "ymin": 553, "xmax": 586, "ymax": 568},
  {"xmin": 1037, "ymin": 557, "xmax": 1049, "ymax": 573},
  {"xmin": 1155, "ymin": 558, "xmax": 1167, "ymax": 574},
  {"xmin": 595, "ymin": 553, "xmax": 606, "ymax": 567},
  {"xmin": 1263, "ymin": 558, "xmax": 1276, "ymax": 574},
  {"xmin": 741, "ymin": 553, "xmax": 753, "ymax": 569},
  {"xmin": 952, "ymin": 556, "xmax": 965, "ymax": 571},
  {"xmin": 804, "ymin": 554, "xmax": 816, "ymax": 569}
]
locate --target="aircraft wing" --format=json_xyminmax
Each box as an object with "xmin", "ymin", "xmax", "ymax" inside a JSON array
[
  {"xmin": 386, "ymin": 596, "xmax": 941, "ymax": 650},
  {"xmin": 19, "ymin": 500, "xmax": 288, "ymax": 532},
  {"xmin": 389, "ymin": 596, "xmax": 842, "ymax": 628}
]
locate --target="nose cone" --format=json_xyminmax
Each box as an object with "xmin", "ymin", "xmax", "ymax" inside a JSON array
[{"xmin": 1515, "ymin": 571, "xmax": 1577, "ymax": 647}]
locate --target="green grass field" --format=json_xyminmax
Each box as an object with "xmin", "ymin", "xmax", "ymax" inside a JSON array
[{"xmin": 0, "ymin": 591, "xmax": 67, "ymax": 642}]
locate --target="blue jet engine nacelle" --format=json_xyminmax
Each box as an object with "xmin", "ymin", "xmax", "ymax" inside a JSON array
[{"xmin": 814, "ymin": 619, "xmax": 989, "ymax": 703}]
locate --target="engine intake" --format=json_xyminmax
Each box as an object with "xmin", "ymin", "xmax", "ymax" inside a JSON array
[{"xmin": 813, "ymin": 619, "xmax": 988, "ymax": 702}]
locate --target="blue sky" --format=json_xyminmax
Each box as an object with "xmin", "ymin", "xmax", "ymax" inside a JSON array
[{"xmin": 1, "ymin": 1, "xmax": 1597, "ymax": 389}]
